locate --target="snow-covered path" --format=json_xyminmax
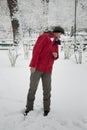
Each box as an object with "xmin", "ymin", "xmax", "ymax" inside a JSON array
[{"xmin": 0, "ymin": 50, "xmax": 87, "ymax": 130}]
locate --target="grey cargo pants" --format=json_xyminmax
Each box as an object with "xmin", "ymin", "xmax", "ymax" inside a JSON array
[{"xmin": 26, "ymin": 70, "xmax": 51, "ymax": 111}]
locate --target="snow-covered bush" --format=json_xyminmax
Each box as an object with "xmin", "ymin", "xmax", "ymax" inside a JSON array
[{"xmin": 8, "ymin": 46, "xmax": 19, "ymax": 67}]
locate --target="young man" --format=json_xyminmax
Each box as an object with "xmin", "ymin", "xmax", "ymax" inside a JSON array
[{"xmin": 24, "ymin": 26, "xmax": 65, "ymax": 116}]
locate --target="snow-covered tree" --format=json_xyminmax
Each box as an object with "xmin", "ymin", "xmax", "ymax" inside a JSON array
[{"xmin": 7, "ymin": 0, "xmax": 20, "ymax": 45}]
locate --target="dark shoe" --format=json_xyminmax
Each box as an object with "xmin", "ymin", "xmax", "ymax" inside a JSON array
[
  {"xmin": 44, "ymin": 110, "xmax": 49, "ymax": 116},
  {"xmin": 24, "ymin": 108, "xmax": 33, "ymax": 116},
  {"xmin": 24, "ymin": 109, "xmax": 29, "ymax": 116}
]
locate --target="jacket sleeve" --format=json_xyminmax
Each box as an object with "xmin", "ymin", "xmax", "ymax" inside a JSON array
[{"xmin": 29, "ymin": 34, "xmax": 48, "ymax": 67}]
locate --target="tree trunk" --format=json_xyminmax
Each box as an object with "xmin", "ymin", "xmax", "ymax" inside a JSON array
[
  {"xmin": 7, "ymin": 0, "xmax": 20, "ymax": 45},
  {"xmin": 42, "ymin": 0, "xmax": 49, "ymax": 31}
]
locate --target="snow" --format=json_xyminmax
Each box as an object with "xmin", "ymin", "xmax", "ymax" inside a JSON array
[{"xmin": 0, "ymin": 48, "xmax": 87, "ymax": 130}]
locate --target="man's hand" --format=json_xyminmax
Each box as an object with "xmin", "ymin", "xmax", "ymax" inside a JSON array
[
  {"xmin": 52, "ymin": 52, "xmax": 58, "ymax": 58},
  {"xmin": 30, "ymin": 67, "xmax": 36, "ymax": 73}
]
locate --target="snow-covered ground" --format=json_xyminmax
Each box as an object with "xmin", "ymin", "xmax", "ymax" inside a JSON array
[{"xmin": 0, "ymin": 47, "xmax": 87, "ymax": 130}]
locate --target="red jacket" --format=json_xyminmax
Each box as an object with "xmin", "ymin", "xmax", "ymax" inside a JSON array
[{"xmin": 29, "ymin": 32, "xmax": 59, "ymax": 73}]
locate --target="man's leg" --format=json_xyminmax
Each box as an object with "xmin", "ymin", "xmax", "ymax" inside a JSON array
[
  {"xmin": 41, "ymin": 73, "xmax": 51, "ymax": 115},
  {"xmin": 26, "ymin": 70, "xmax": 42, "ymax": 112}
]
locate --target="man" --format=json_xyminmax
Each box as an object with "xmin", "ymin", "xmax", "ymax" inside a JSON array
[{"xmin": 24, "ymin": 26, "xmax": 65, "ymax": 116}]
